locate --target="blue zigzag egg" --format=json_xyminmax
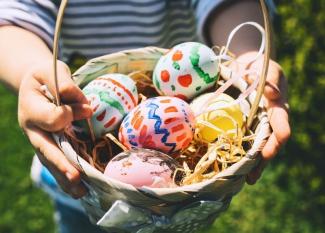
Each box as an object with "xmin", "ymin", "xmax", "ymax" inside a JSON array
[{"xmin": 118, "ymin": 96, "xmax": 195, "ymax": 154}]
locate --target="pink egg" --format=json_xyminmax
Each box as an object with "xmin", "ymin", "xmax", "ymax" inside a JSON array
[
  {"xmin": 104, "ymin": 149, "xmax": 179, "ymax": 188},
  {"xmin": 118, "ymin": 96, "xmax": 195, "ymax": 154}
]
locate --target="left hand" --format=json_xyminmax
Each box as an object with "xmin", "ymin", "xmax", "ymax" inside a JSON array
[{"xmin": 231, "ymin": 52, "xmax": 291, "ymax": 184}]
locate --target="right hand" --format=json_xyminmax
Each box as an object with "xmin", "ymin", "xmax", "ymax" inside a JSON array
[
  {"xmin": 230, "ymin": 52, "xmax": 291, "ymax": 184},
  {"xmin": 18, "ymin": 60, "xmax": 92, "ymax": 198}
]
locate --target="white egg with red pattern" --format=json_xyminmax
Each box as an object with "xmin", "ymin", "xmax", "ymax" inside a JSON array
[
  {"xmin": 81, "ymin": 73, "xmax": 138, "ymax": 138},
  {"xmin": 153, "ymin": 42, "xmax": 219, "ymax": 101}
]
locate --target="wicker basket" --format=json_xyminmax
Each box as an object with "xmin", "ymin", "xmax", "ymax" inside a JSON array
[{"xmin": 51, "ymin": 1, "xmax": 272, "ymax": 232}]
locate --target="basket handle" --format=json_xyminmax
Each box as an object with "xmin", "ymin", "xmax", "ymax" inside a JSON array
[
  {"xmin": 52, "ymin": 0, "xmax": 67, "ymax": 106},
  {"xmin": 246, "ymin": 0, "xmax": 271, "ymax": 129},
  {"xmin": 52, "ymin": 0, "xmax": 97, "ymax": 142},
  {"xmin": 52, "ymin": 0, "xmax": 271, "ymax": 131}
]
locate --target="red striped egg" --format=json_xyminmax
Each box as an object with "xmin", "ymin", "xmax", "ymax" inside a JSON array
[{"xmin": 82, "ymin": 74, "xmax": 138, "ymax": 138}]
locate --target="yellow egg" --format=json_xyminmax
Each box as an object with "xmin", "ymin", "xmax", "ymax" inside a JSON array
[{"xmin": 190, "ymin": 93, "xmax": 244, "ymax": 142}]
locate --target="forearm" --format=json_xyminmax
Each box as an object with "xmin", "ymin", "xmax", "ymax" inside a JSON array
[
  {"xmin": 208, "ymin": 0, "xmax": 269, "ymax": 56},
  {"xmin": 0, "ymin": 26, "xmax": 52, "ymax": 92}
]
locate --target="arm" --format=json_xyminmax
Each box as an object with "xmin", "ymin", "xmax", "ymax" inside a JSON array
[
  {"xmin": 0, "ymin": 26, "xmax": 91, "ymax": 198},
  {"xmin": 207, "ymin": 0, "xmax": 291, "ymax": 184},
  {"xmin": 0, "ymin": 26, "xmax": 52, "ymax": 91},
  {"xmin": 207, "ymin": 0, "xmax": 266, "ymax": 55}
]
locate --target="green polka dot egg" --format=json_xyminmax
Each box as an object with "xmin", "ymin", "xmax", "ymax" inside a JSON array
[{"xmin": 153, "ymin": 42, "xmax": 219, "ymax": 101}]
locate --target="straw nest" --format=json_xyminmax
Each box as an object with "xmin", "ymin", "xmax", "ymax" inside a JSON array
[{"xmin": 63, "ymin": 60, "xmax": 258, "ymax": 187}]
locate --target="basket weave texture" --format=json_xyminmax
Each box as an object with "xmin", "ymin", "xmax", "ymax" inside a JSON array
[{"xmin": 53, "ymin": 46, "xmax": 271, "ymax": 233}]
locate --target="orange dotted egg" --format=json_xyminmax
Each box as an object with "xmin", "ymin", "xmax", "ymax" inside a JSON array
[
  {"xmin": 172, "ymin": 50, "xmax": 183, "ymax": 61},
  {"xmin": 153, "ymin": 42, "xmax": 219, "ymax": 100}
]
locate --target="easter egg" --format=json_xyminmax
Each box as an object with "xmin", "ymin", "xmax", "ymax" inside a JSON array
[
  {"xmin": 153, "ymin": 42, "xmax": 219, "ymax": 100},
  {"xmin": 82, "ymin": 73, "xmax": 138, "ymax": 138},
  {"xmin": 190, "ymin": 93, "xmax": 244, "ymax": 142},
  {"xmin": 119, "ymin": 96, "xmax": 195, "ymax": 154},
  {"xmin": 104, "ymin": 148, "xmax": 180, "ymax": 188}
]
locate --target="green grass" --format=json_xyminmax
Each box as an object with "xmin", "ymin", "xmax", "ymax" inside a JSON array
[
  {"xmin": 0, "ymin": 0, "xmax": 324, "ymax": 232},
  {"xmin": 0, "ymin": 86, "xmax": 55, "ymax": 233}
]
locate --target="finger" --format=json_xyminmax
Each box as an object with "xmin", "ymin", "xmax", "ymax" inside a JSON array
[
  {"xmin": 37, "ymin": 150, "xmax": 87, "ymax": 198},
  {"xmin": 261, "ymin": 133, "xmax": 280, "ymax": 160},
  {"xmin": 27, "ymin": 127, "xmax": 87, "ymax": 198},
  {"xmin": 70, "ymin": 103, "xmax": 93, "ymax": 121},
  {"xmin": 267, "ymin": 102, "xmax": 291, "ymax": 149},
  {"xmin": 246, "ymin": 159, "xmax": 268, "ymax": 185},
  {"xmin": 32, "ymin": 60, "xmax": 88, "ymax": 104},
  {"xmin": 28, "ymin": 126, "xmax": 81, "ymax": 183},
  {"xmin": 48, "ymin": 165, "xmax": 88, "ymax": 199},
  {"xmin": 247, "ymin": 60, "xmax": 284, "ymax": 101},
  {"xmin": 244, "ymin": 74, "xmax": 282, "ymax": 101},
  {"xmin": 57, "ymin": 78, "xmax": 89, "ymax": 104},
  {"xmin": 21, "ymin": 90, "xmax": 92, "ymax": 132},
  {"xmin": 264, "ymin": 80, "xmax": 281, "ymax": 101},
  {"xmin": 264, "ymin": 69, "xmax": 288, "ymax": 102}
]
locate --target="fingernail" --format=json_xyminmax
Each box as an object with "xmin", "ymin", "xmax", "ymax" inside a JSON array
[
  {"xmin": 66, "ymin": 172, "xmax": 74, "ymax": 181},
  {"xmin": 83, "ymin": 105, "xmax": 93, "ymax": 117},
  {"xmin": 66, "ymin": 172, "xmax": 79, "ymax": 182}
]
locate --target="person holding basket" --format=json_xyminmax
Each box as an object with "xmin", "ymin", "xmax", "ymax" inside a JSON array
[{"xmin": 0, "ymin": 0, "xmax": 290, "ymax": 232}]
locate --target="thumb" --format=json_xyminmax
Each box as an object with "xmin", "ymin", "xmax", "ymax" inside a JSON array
[{"xmin": 29, "ymin": 101, "xmax": 92, "ymax": 132}]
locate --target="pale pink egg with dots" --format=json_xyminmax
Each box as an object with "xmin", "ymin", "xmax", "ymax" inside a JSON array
[{"xmin": 104, "ymin": 149, "xmax": 180, "ymax": 188}]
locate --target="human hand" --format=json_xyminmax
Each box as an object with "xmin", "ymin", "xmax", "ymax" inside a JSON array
[
  {"xmin": 231, "ymin": 52, "xmax": 291, "ymax": 184},
  {"xmin": 18, "ymin": 60, "xmax": 92, "ymax": 198}
]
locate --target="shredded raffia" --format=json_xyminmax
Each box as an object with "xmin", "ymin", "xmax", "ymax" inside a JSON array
[
  {"xmin": 64, "ymin": 126, "xmax": 118, "ymax": 172},
  {"xmin": 63, "ymin": 70, "xmax": 255, "ymax": 186},
  {"xmin": 178, "ymin": 127, "xmax": 255, "ymax": 185}
]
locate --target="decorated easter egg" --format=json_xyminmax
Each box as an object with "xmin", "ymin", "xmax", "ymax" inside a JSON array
[
  {"xmin": 82, "ymin": 73, "xmax": 138, "ymax": 138},
  {"xmin": 104, "ymin": 148, "xmax": 180, "ymax": 188},
  {"xmin": 119, "ymin": 96, "xmax": 195, "ymax": 154},
  {"xmin": 190, "ymin": 93, "xmax": 244, "ymax": 142},
  {"xmin": 153, "ymin": 42, "xmax": 219, "ymax": 100}
]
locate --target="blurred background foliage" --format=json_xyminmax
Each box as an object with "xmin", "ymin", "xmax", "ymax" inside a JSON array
[{"xmin": 0, "ymin": 0, "xmax": 324, "ymax": 232}]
